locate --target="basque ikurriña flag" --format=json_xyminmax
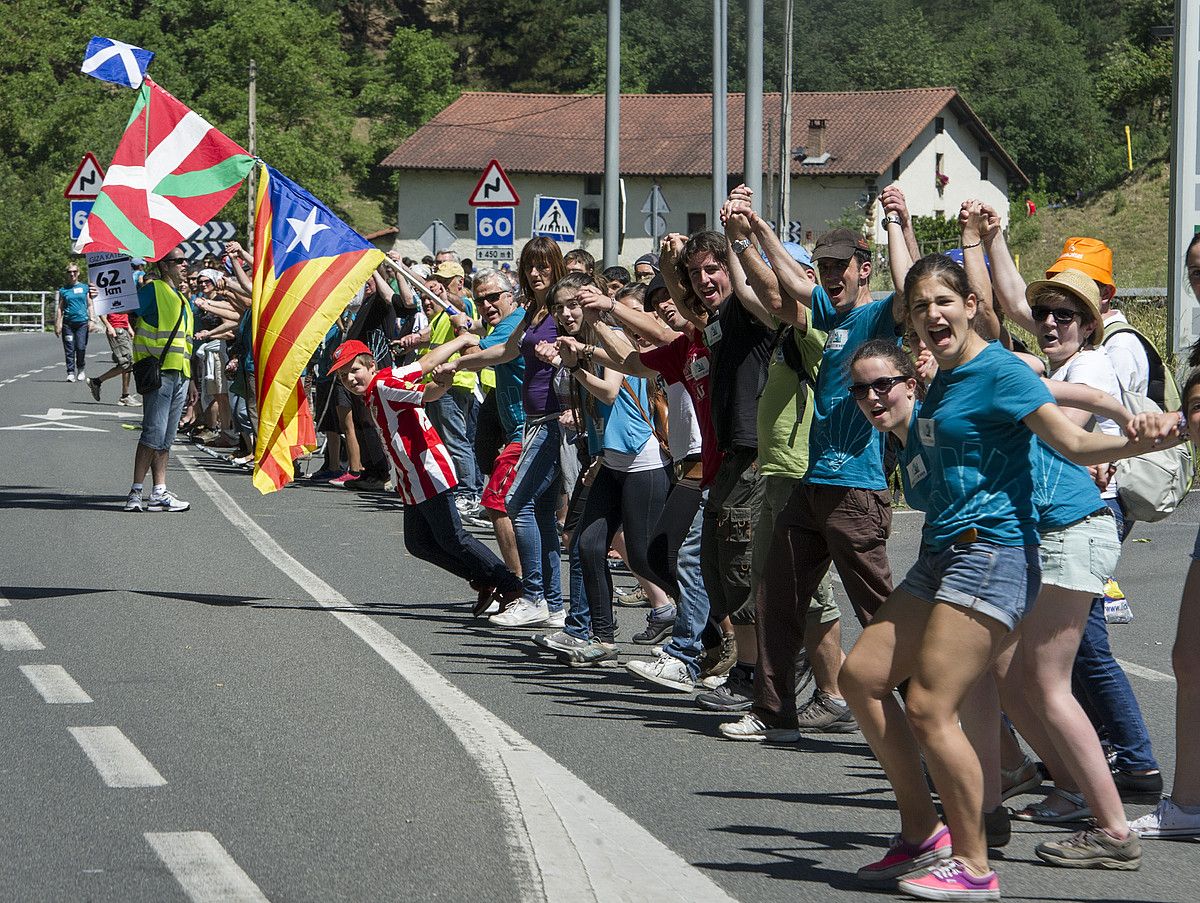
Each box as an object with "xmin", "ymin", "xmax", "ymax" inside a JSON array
[
  {"xmin": 251, "ymin": 164, "xmax": 384, "ymax": 493},
  {"xmin": 75, "ymin": 77, "xmax": 253, "ymax": 261}
]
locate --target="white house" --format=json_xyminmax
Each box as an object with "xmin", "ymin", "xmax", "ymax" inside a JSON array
[{"xmin": 381, "ymin": 88, "xmax": 1026, "ymax": 268}]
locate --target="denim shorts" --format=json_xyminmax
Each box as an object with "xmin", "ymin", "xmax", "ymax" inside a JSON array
[
  {"xmin": 899, "ymin": 540, "xmax": 1040, "ymax": 631},
  {"xmin": 1039, "ymin": 511, "xmax": 1119, "ymax": 595},
  {"xmin": 140, "ymin": 369, "xmax": 189, "ymax": 451}
]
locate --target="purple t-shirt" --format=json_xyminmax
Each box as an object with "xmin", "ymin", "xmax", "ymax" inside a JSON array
[{"xmin": 520, "ymin": 311, "xmax": 561, "ymax": 417}]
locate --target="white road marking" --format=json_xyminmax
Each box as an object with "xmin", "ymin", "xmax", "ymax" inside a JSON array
[
  {"xmin": 68, "ymin": 726, "xmax": 167, "ymax": 787},
  {"xmin": 145, "ymin": 832, "xmax": 269, "ymax": 903},
  {"xmin": 1115, "ymin": 658, "xmax": 1175, "ymax": 683},
  {"xmin": 0, "ymin": 592, "xmax": 10, "ymax": 607},
  {"xmin": 20, "ymin": 664, "xmax": 93, "ymax": 703},
  {"xmin": 0, "ymin": 619, "xmax": 44, "ymax": 651},
  {"xmin": 181, "ymin": 455, "xmax": 737, "ymax": 903}
]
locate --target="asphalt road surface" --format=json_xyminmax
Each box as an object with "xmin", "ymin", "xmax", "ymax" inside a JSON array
[{"xmin": 2, "ymin": 332, "xmax": 1197, "ymax": 902}]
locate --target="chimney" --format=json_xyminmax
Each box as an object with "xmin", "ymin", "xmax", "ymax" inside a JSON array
[{"xmin": 807, "ymin": 118, "xmax": 827, "ymax": 157}]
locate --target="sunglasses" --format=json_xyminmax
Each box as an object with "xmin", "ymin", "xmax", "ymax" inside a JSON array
[
  {"xmin": 848, "ymin": 375, "xmax": 908, "ymax": 400},
  {"xmin": 476, "ymin": 290, "xmax": 509, "ymax": 305},
  {"xmin": 1031, "ymin": 305, "xmax": 1082, "ymax": 325},
  {"xmin": 163, "ymin": 257, "xmax": 186, "ymax": 265}
]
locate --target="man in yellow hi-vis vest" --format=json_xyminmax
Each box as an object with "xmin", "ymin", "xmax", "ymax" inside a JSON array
[{"xmin": 124, "ymin": 249, "xmax": 195, "ymax": 512}]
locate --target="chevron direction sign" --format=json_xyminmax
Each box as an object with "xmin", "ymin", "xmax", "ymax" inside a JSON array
[{"xmin": 179, "ymin": 221, "xmax": 237, "ymax": 261}]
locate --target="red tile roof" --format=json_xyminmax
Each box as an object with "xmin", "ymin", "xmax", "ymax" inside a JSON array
[{"xmin": 382, "ymin": 89, "xmax": 1026, "ymax": 185}]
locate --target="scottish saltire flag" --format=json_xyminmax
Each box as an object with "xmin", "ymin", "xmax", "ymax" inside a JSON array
[
  {"xmin": 81, "ymin": 37, "xmax": 154, "ymax": 89},
  {"xmin": 75, "ymin": 77, "xmax": 253, "ymax": 261},
  {"xmin": 250, "ymin": 163, "xmax": 385, "ymax": 493}
]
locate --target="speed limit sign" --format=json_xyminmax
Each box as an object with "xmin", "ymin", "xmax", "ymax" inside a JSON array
[
  {"xmin": 476, "ymin": 207, "xmax": 514, "ymax": 245},
  {"xmin": 69, "ymin": 200, "xmax": 94, "ymax": 241}
]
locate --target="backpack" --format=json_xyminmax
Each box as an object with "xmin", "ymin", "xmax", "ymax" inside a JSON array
[{"xmin": 1101, "ymin": 323, "xmax": 1193, "ymax": 521}]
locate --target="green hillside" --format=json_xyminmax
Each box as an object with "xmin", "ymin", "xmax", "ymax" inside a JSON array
[{"xmin": 1009, "ymin": 161, "xmax": 1171, "ymax": 288}]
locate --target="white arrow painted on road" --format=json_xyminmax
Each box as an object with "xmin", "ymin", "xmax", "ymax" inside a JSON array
[{"xmin": 0, "ymin": 407, "xmax": 132, "ymax": 432}]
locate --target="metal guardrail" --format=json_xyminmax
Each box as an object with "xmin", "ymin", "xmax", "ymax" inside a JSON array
[{"xmin": 0, "ymin": 291, "xmax": 50, "ymax": 332}]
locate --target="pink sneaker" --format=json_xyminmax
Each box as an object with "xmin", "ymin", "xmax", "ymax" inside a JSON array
[
  {"xmin": 897, "ymin": 857, "xmax": 999, "ymax": 901},
  {"xmin": 328, "ymin": 471, "xmax": 361, "ymax": 488},
  {"xmin": 857, "ymin": 825, "xmax": 952, "ymax": 883}
]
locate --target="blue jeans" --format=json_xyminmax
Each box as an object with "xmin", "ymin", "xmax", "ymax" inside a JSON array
[
  {"xmin": 404, "ymin": 491, "xmax": 521, "ymax": 596},
  {"xmin": 1071, "ymin": 496, "xmax": 1159, "ymax": 772},
  {"xmin": 62, "ymin": 321, "xmax": 89, "ymax": 374},
  {"xmin": 505, "ymin": 419, "xmax": 563, "ymax": 611},
  {"xmin": 427, "ymin": 388, "xmax": 480, "ymax": 497},
  {"xmin": 664, "ymin": 487, "xmax": 709, "ymax": 676}
]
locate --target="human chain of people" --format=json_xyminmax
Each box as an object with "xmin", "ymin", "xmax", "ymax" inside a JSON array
[{"xmin": 35, "ymin": 175, "xmax": 1198, "ymax": 902}]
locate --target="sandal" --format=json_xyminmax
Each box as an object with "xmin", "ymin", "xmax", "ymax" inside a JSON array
[{"xmin": 1011, "ymin": 788, "xmax": 1091, "ymax": 824}]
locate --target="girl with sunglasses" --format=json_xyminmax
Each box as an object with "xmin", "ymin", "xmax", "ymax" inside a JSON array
[{"xmin": 838, "ymin": 252, "xmax": 1173, "ymax": 901}]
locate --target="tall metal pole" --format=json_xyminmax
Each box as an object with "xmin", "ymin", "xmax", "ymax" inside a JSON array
[
  {"xmin": 247, "ymin": 59, "xmax": 257, "ymax": 247},
  {"xmin": 712, "ymin": 0, "xmax": 727, "ymax": 228},
  {"xmin": 1169, "ymin": 0, "xmax": 1198, "ymax": 357},
  {"xmin": 603, "ymin": 0, "xmax": 620, "ymax": 267},
  {"xmin": 744, "ymin": 0, "xmax": 764, "ymax": 213},
  {"xmin": 778, "ymin": 0, "xmax": 794, "ymax": 239}
]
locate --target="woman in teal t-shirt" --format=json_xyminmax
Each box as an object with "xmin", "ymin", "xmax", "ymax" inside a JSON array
[{"xmin": 837, "ymin": 255, "xmax": 1173, "ymax": 901}]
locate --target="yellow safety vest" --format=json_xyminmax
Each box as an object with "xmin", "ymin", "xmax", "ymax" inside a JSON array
[{"xmin": 133, "ymin": 280, "xmax": 194, "ymax": 377}]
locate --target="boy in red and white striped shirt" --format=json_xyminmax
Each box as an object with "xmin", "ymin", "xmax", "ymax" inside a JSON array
[{"xmin": 331, "ymin": 337, "xmax": 524, "ymax": 614}]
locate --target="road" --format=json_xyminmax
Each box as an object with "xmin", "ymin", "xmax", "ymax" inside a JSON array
[{"xmin": 1, "ymin": 332, "xmax": 1196, "ymax": 902}]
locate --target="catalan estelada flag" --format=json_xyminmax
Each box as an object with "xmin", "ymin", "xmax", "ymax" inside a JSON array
[
  {"xmin": 75, "ymin": 76, "xmax": 253, "ymax": 261},
  {"xmin": 250, "ymin": 163, "xmax": 384, "ymax": 493}
]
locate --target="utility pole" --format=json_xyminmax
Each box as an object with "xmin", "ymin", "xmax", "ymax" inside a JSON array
[
  {"xmin": 603, "ymin": 0, "xmax": 620, "ymax": 267},
  {"xmin": 778, "ymin": 0, "xmax": 794, "ymax": 238},
  {"xmin": 743, "ymin": 0, "xmax": 764, "ymax": 212},
  {"xmin": 1169, "ymin": 0, "xmax": 1199, "ymax": 356},
  {"xmin": 247, "ymin": 59, "xmax": 257, "ymax": 248},
  {"xmin": 712, "ymin": 0, "xmax": 727, "ymax": 229}
]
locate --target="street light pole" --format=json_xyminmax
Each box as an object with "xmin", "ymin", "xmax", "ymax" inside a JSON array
[
  {"xmin": 603, "ymin": 0, "xmax": 620, "ymax": 267},
  {"xmin": 712, "ymin": 0, "xmax": 727, "ymax": 229},
  {"xmin": 778, "ymin": 0, "xmax": 794, "ymax": 238},
  {"xmin": 744, "ymin": 0, "xmax": 764, "ymax": 212},
  {"xmin": 247, "ymin": 58, "xmax": 257, "ymax": 248}
]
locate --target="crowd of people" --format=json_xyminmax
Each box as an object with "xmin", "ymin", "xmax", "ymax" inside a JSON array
[{"xmin": 59, "ymin": 181, "xmax": 1200, "ymax": 901}]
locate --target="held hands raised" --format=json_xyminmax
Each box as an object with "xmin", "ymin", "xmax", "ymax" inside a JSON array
[
  {"xmin": 533, "ymin": 339, "xmax": 562, "ymax": 367},
  {"xmin": 958, "ymin": 200, "xmax": 1002, "ymax": 245},
  {"xmin": 879, "ymin": 185, "xmax": 911, "ymax": 225}
]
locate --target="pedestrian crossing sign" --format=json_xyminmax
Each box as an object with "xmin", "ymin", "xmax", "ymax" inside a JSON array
[{"xmin": 532, "ymin": 196, "xmax": 579, "ymax": 242}]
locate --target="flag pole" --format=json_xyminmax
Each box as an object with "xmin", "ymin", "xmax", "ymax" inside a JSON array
[
  {"xmin": 247, "ymin": 59, "xmax": 257, "ymax": 250},
  {"xmin": 378, "ymin": 256, "xmax": 458, "ymax": 315}
]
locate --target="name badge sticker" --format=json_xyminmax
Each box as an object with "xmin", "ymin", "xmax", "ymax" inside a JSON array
[
  {"xmin": 906, "ymin": 453, "xmax": 929, "ymax": 486},
  {"xmin": 689, "ymin": 356, "xmax": 710, "ymax": 380},
  {"xmin": 703, "ymin": 321, "xmax": 723, "ymax": 346},
  {"xmin": 826, "ymin": 328, "xmax": 849, "ymax": 351},
  {"xmin": 917, "ymin": 418, "xmax": 936, "ymax": 447}
]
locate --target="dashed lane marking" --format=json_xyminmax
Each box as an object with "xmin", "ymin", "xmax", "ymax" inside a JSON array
[
  {"xmin": 19, "ymin": 664, "xmax": 93, "ymax": 703},
  {"xmin": 145, "ymin": 832, "xmax": 270, "ymax": 903},
  {"xmin": 68, "ymin": 726, "xmax": 167, "ymax": 788},
  {"xmin": 0, "ymin": 620, "xmax": 44, "ymax": 651},
  {"xmin": 181, "ymin": 454, "xmax": 739, "ymax": 903}
]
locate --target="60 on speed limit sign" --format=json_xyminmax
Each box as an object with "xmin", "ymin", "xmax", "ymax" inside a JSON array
[
  {"xmin": 475, "ymin": 207, "xmax": 514, "ymax": 262},
  {"xmin": 70, "ymin": 200, "xmax": 94, "ymax": 241}
]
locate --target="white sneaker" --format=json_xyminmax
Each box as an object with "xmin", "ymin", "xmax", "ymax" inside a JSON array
[
  {"xmin": 626, "ymin": 652, "xmax": 696, "ymax": 692},
  {"xmin": 66, "ymin": 373, "xmax": 76, "ymax": 382},
  {"xmin": 543, "ymin": 608, "xmax": 566, "ymax": 628},
  {"xmin": 77, "ymin": 369, "xmax": 85, "ymax": 381},
  {"xmin": 123, "ymin": 491, "xmax": 144, "ymax": 512},
  {"xmin": 119, "ymin": 395, "xmax": 141, "ymax": 406},
  {"xmin": 1129, "ymin": 798, "xmax": 1200, "ymax": 838},
  {"xmin": 717, "ymin": 713, "xmax": 801, "ymax": 742},
  {"xmin": 488, "ymin": 597, "xmax": 550, "ymax": 627},
  {"xmin": 147, "ymin": 490, "xmax": 190, "ymax": 512}
]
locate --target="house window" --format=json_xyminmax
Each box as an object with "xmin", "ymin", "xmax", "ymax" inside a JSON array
[
  {"xmin": 582, "ymin": 207, "xmax": 601, "ymax": 232},
  {"xmin": 935, "ymin": 153, "xmax": 945, "ymax": 176},
  {"xmin": 933, "ymin": 210, "xmax": 945, "ymax": 219},
  {"xmin": 892, "ymin": 159, "xmax": 901, "ymax": 181},
  {"xmin": 584, "ymin": 174, "xmax": 602, "ymax": 195},
  {"xmin": 687, "ymin": 212, "xmax": 706, "ymax": 234},
  {"xmin": 454, "ymin": 213, "xmax": 469, "ymax": 232},
  {"xmin": 935, "ymin": 116, "xmax": 945, "ymax": 135},
  {"xmin": 980, "ymin": 155, "xmax": 990, "ymax": 180}
]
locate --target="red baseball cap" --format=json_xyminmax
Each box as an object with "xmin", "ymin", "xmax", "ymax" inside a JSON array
[{"xmin": 329, "ymin": 340, "xmax": 372, "ymax": 373}]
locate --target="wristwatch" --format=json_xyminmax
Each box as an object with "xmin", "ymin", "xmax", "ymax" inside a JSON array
[
  {"xmin": 730, "ymin": 238, "xmax": 752, "ymax": 255},
  {"xmin": 882, "ymin": 214, "xmax": 902, "ymax": 228}
]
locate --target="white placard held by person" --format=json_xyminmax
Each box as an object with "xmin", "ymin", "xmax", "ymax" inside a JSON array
[{"xmin": 85, "ymin": 252, "xmax": 138, "ymax": 316}]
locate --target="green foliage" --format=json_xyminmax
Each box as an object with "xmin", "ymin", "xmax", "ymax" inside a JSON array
[{"xmin": 910, "ymin": 215, "xmax": 961, "ymax": 255}]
